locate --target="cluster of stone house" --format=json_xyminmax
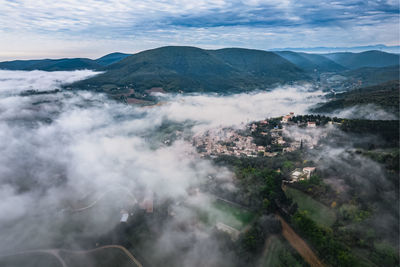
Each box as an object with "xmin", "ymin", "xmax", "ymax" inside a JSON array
[
  {"xmin": 192, "ymin": 113, "xmax": 325, "ymax": 158},
  {"xmin": 193, "ymin": 129, "xmax": 260, "ymax": 157}
]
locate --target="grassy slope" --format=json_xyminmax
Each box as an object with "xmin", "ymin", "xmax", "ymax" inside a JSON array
[
  {"xmin": 195, "ymin": 199, "xmax": 256, "ymax": 230},
  {"xmin": 262, "ymin": 236, "xmax": 285, "ymax": 267},
  {"xmin": 286, "ymin": 187, "xmax": 336, "ymax": 227},
  {"xmin": 211, "ymin": 200, "xmax": 256, "ymax": 230}
]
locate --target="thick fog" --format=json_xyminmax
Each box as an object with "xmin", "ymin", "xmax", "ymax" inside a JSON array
[
  {"xmin": 0, "ymin": 71, "xmax": 324, "ymax": 263},
  {"xmin": 150, "ymin": 84, "xmax": 323, "ymax": 132},
  {"xmin": 0, "ymin": 70, "xmax": 396, "ymax": 265},
  {"xmin": 331, "ymin": 104, "xmax": 398, "ymax": 120},
  {"xmin": 0, "ymin": 70, "xmax": 100, "ymax": 95}
]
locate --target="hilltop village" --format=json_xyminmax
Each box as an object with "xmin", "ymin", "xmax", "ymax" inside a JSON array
[
  {"xmin": 193, "ymin": 113, "xmax": 340, "ymax": 158},
  {"xmin": 192, "ymin": 113, "xmax": 343, "ymax": 184}
]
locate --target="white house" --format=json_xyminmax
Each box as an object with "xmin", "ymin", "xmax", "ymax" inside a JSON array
[
  {"xmin": 120, "ymin": 213, "xmax": 129, "ymax": 223},
  {"xmin": 307, "ymin": 121, "xmax": 316, "ymax": 128},
  {"xmin": 281, "ymin": 115, "xmax": 291, "ymax": 123},
  {"xmin": 291, "ymin": 170, "xmax": 303, "ymax": 182},
  {"xmin": 303, "ymin": 167, "xmax": 316, "ymax": 179},
  {"xmin": 216, "ymin": 222, "xmax": 240, "ymax": 241}
]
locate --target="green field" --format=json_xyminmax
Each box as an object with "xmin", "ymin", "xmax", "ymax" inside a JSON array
[
  {"xmin": 261, "ymin": 236, "xmax": 286, "ymax": 267},
  {"xmin": 260, "ymin": 235, "xmax": 305, "ymax": 267},
  {"xmin": 285, "ymin": 187, "xmax": 336, "ymax": 227},
  {"xmin": 212, "ymin": 200, "xmax": 256, "ymax": 229},
  {"xmin": 198, "ymin": 199, "xmax": 256, "ymax": 230}
]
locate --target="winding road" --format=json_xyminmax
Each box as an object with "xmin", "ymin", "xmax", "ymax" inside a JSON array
[{"xmin": 70, "ymin": 185, "xmax": 137, "ymax": 213}]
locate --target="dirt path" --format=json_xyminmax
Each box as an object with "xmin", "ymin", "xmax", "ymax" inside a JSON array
[
  {"xmin": 71, "ymin": 186, "xmax": 137, "ymax": 213},
  {"xmin": 276, "ymin": 215, "xmax": 325, "ymax": 267}
]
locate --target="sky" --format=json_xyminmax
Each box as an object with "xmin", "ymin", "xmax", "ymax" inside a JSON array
[{"xmin": 0, "ymin": 0, "xmax": 399, "ymax": 60}]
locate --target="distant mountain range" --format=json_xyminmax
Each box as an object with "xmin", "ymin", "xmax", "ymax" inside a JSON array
[
  {"xmin": 94, "ymin": 52, "xmax": 131, "ymax": 66},
  {"xmin": 0, "ymin": 52, "xmax": 131, "ymax": 71},
  {"xmin": 0, "ymin": 58, "xmax": 103, "ymax": 71},
  {"xmin": 0, "ymin": 46, "xmax": 399, "ymax": 94},
  {"xmin": 269, "ymin": 44, "xmax": 400, "ymax": 54},
  {"xmin": 274, "ymin": 51, "xmax": 346, "ymax": 72},
  {"xmin": 322, "ymin": 50, "xmax": 399, "ymax": 69}
]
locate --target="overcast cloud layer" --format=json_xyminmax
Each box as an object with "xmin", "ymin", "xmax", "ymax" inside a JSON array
[{"xmin": 0, "ymin": 0, "xmax": 399, "ymax": 60}]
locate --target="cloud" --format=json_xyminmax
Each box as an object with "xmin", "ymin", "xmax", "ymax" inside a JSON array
[
  {"xmin": 0, "ymin": 0, "xmax": 398, "ymax": 59},
  {"xmin": 329, "ymin": 104, "xmax": 398, "ymax": 120},
  {"xmin": 148, "ymin": 85, "xmax": 323, "ymax": 132},
  {"xmin": 283, "ymin": 123, "xmax": 399, "ymax": 243},
  {"xmin": 0, "ymin": 70, "xmax": 397, "ymax": 265},
  {"xmin": 0, "ymin": 70, "xmax": 320, "ymax": 264},
  {"xmin": 0, "ymin": 70, "xmax": 100, "ymax": 94},
  {"xmin": 0, "ymin": 70, "xmax": 321, "ymax": 258}
]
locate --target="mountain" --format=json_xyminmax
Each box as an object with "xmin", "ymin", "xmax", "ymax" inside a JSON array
[
  {"xmin": 95, "ymin": 52, "xmax": 132, "ymax": 66},
  {"xmin": 73, "ymin": 46, "xmax": 309, "ymax": 94},
  {"xmin": 341, "ymin": 65, "xmax": 400, "ymax": 87},
  {"xmin": 275, "ymin": 51, "xmax": 346, "ymax": 72},
  {"xmin": 0, "ymin": 52, "xmax": 132, "ymax": 71},
  {"xmin": 311, "ymin": 80, "xmax": 400, "ymax": 117},
  {"xmin": 0, "ymin": 58, "xmax": 103, "ymax": 71},
  {"xmin": 208, "ymin": 48, "xmax": 307, "ymax": 79},
  {"xmin": 323, "ymin": 50, "xmax": 399, "ymax": 69},
  {"xmin": 270, "ymin": 44, "xmax": 400, "ymax": 54}
]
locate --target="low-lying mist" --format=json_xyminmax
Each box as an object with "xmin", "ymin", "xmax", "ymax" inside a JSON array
[
  {"xmin": 0, "ymin": 71, "xmax": 323, "ymax": 262},
  {"xmin": 283, "ymin": 124, "xmax": 399, "ymax": 244},
  {"xmin": 331, "ymin": 104, "xmax": 398, "ymax": 120},
  {"xmin": 0, "ymin": 70, "xmax": 397, "ymax": 266}
]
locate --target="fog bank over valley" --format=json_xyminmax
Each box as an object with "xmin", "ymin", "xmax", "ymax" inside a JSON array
[{"xmin": 0, "ymin": 70, "xmax": 398, "ymax": 266}]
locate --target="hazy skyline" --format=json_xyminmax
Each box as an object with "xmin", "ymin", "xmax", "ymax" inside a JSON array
[{"xmin": 0, "ymin": 0, "xmax": 399, "ymax": 60}]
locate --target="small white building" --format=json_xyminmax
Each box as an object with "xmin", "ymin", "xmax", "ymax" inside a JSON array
[
  {"xmin": 307, "ymin": 121, "xmax": 316, "ymax": 128},
  {"xmin": 291, "ymin": 170, "xmax": 303, "ymax": 182},
  {"xmin": 216, "ymin": 222, "xmax": 240, "ymax": 241},
  {"xmin": 281, "ymin": 115, "xmax": 291, "ymax": 123},
  {"xmin": 120, "ymin": 213, "xmax": 129, "ymax": 223},
  {"xmin": 277, "ymin": 137, "xmax": 286, "ymax": 145},
  {"xmin": 264, "ymin": 152, "xmax": 278, "ymax": 157},
  {"xmin": 303, "ymin": 167, "xmax": 316, "ymax": 179}
]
